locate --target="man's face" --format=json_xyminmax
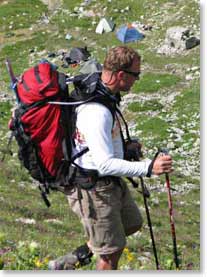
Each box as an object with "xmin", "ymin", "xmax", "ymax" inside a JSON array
[{"xmin": 118, "ymin": 58, "xmax": 141, "ymax": 92}]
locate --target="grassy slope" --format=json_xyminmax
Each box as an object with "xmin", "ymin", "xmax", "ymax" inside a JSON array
[{"xmin": 0, "ymin": 0, "xmax": 200, "ymax": 270}]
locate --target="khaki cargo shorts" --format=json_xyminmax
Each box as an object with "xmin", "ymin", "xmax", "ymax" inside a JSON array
[{"xmin": 65, "ymin": 177, "xmax": 143, "ymax": 255}]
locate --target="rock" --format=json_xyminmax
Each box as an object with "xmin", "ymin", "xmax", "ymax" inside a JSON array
[
  {"xmin": 78, "ymin": 6, "xmax": 84, "ymax": 13},
  {"xmin": 157, "ymin": 26, "xmax": 200, "ymax": 55},
  {"xmin": 48, "ymin": 52, "xmax": 56, "ymax": 58},
  {"xmin": 170, "ymin": 127, "xmax": 185, "ymax": 136},
  {"xmin": 81, "ymin": 0, "xmax": 92, "ymax": 6},
  {"xmin": 57, "ymin": 49, "xmax": 67, "ymax": 56},
  {"xmin": 44, "ymin": 219, "xmax": 63, "ymax": 224},
  {"xmin": 82, "ymin": 10, "xmax": 96, "ymax": 17},
  {"xmin": 186, "ymin": 74, "xmax": 193, "ymax": 81},
  {"xmin": 15, "ymin": 218, "xmax": 36, "ymax": 224},
  {"xmin": 191, "ymin": 66, "xmax": 200, "ymax": 72},
  {"xmin": 167, "ymin": 141, "xmax": 175, "ymax": 149},
  {"xmin": 40, "ymin": 13, "xmax": 50, "ymax": 24},
  {"xmin": 65, "ymin": 33, "xmax": 72, "ymax": 40},
  {"xmin": 185, "ymin": 36, "xmax": 200, "ymax": 49}
]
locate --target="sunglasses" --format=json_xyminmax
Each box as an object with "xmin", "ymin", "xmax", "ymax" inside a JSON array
[{"xmin": 122, "ymin": 70, "xmax": 141, "ymax": 78}]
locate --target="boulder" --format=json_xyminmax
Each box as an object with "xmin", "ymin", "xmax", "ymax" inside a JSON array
[{"xmin": 157, "ymin": 26, "xmax": 200, "ymax": 55}]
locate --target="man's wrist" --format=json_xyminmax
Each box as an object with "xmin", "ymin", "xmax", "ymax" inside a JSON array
[
  {"xmin": 146, "ymin": 160, "xmax": 153, "ymax": 177},
  {"xmin": 146, "ymin": 151, "xmax": 160, "ymax": 177}
]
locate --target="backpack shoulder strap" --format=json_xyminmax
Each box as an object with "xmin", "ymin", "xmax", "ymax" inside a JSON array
[
  {"xmin": 115, "ymin": 107, "xmax": 131, "ymax": 141},
  {"xmin": 58, "ymin": 71, "xmax": 68, "ymax": 99},
  {"xmin": 90, "ymin": 96, "xmax": 116, "ymax": 124}
]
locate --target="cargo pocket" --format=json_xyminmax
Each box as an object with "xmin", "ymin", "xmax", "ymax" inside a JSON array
[{"xmin": 65, "ymin": 186, "xmax": 83, "ymax": 217}]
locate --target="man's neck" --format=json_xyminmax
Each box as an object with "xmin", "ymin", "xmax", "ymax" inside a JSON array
[{"xmin": 101, "ymin": 71, "xmax": 119, "ymax": 95}]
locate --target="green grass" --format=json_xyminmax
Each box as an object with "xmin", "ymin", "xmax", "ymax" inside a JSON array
[
  {"xmin": 0, "ymin": 31, "xmax": 59, "ymax": 81},
  {"xmin": 173, "ymin": 81, "xmax": 199, "ymax": 118},
  {"xmin": 50, "ymin": 12, "xmax": 92, "ymax": 33},
  {"xmin": 136, "ymin": 116, "xmax": 169, "ymax": 147},
  {"xmin": 0, "ymin": 102, "xmax": 12, "ymax": 125},
  {"xmin": 142, "ymin": 47, "xmax": 200, "ymax": 70},
  {"xmin": 0, "ymin": 139, "xmax": 200, "ymax": 270},
  {"xmin": 0, "ymin": 0, "xmax": 47, "ymax": 32},
  {"xmin": 128, "ymin": 100, "xmax": 163, "ymax": 113},
  {"xmin": 0, "ymin": 0, "xmax": 200, "ymax": 271},
  {"xmin": 62, "ymin": 0, "xmax": 83, "ymax": 10},
  {"xmin": 0, "ymin": 180, "xmax": 85, "ymax": 260},
  {"xmin": 133, "ymin": 73, "xmax": 181, "ymax": 93},
  {"xmin": 116, "ymin": 185, "xmax": 199, "ymax": 270}
]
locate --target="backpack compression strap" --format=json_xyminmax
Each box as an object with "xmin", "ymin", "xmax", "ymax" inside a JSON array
[
  {"xmin": 18, "ymin": 94, "xmax": 61, "ymax": 115},
  {"xmin": 21, "ymin": 64, "xmax": 53, "ymax": 92}
]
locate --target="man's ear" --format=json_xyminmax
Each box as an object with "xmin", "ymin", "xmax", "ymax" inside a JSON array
[{"xmin": 116, "ymin": 70, "xmax": 125, "ymax": 80}]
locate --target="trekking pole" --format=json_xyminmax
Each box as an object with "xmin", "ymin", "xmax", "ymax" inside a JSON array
[
  {"xmin": 128, "ymin": 175, "xmax": 160, "ymax": 269},
  {"xmin": 159, "ymin": 149, "xmax": 179, "ymax": 269},
  {"xmin": 139, "ymin": 176, "xmax": 161, "ymax": 270},
  {"xmin": 117, "ymin": 111, "xmax": 161, "ymax": 269},
  {"xmin": 5, "ymin": 58, "xmax": 20, "ymax": 103}
]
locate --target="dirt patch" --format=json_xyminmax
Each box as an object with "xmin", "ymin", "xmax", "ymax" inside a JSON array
[{"xmin": 40, "ymin": 0, "xmax": 63, "ymax": 10}]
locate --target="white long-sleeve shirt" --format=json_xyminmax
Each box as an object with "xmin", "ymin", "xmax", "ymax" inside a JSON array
[{"xmin": 72, "ymin": 102, "xmax": 151, "ymax": 177}]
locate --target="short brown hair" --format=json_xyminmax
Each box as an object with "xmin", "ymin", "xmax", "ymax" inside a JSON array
[{"xmin": 103, "ymin": 46, "xmax": 140, "ymax": 72}]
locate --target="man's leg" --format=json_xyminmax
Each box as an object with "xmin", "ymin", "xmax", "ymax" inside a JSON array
[
  {"xmin": 65, "ymin": 179, "xmax": 127, "ymax": 270},
  {"xmin": 97, "ymin": 249, "xmax": 124, "ymax": 270}
]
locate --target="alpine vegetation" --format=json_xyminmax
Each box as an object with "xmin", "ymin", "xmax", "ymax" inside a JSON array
[{"xmin": 0, "ymin": 0, "xmax": 200, "ymax": 271}]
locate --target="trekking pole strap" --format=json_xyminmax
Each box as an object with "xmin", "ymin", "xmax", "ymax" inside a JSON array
[
  {"xmin": 127, "ymin": 177, "xmax": 139, "ymax": 188},
  {"xmin": 146, "ymin": 151, "xmax": 160, "ymax": 177}
]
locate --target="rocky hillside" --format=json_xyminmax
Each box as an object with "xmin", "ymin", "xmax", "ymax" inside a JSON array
[{"xmin": 0, "ymin": 0, "xmax": 200, "ymax": 270}]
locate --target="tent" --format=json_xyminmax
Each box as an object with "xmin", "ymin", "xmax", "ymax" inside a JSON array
[
  {"xmin": 79, "ymin": 59, "xmax": 102, "ymax": 74},
  {"xmin": 62, "ymin": 47, "xmax": 91, "ymax": 66},
  {"xmin": 69, "ymin": 47, "xmax": 90, "ymax": 63},
  {"xmin": 95, "ymin": 18, "xmax": 115, "ymax": 34},
  {"xmin": 116, "ymin": 24, "xmax": 144, "ymax": 43}
]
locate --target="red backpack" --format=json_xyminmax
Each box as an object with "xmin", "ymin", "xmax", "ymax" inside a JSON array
[
  {"xmin": 7, "ymin": 60, "xmax": 117, "ymax": 206},
  {"xmin": 8, "ymin": 61, "xmax": 73, "ymax": 206}
]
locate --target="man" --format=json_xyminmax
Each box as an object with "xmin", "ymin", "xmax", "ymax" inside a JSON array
[{"xmin": 54, "ymin": 46, "xmax": 173, "ymax": 270}]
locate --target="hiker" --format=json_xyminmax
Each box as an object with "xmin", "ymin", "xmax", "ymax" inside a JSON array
[
  {"xmin": 6, "ymin": 47, "xmax": 172, "ymax": 271},
  {"xmin": 62, "ymin": 46, "xmax": 173, "ymax": 270}
]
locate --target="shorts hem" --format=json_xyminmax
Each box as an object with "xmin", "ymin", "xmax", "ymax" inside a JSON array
[{"xmin": 91, "ymin": 245, "xmax": 126, "ymax": 256}]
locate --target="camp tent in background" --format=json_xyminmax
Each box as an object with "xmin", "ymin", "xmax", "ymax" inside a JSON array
[
  {"xmin": 79, "ymin": 59, "xmax": 102, "ymax": 74},
  {"xmin": 69, "ymin": 47, "xmax": 90, "ymax": 64},
  {"xmin": 116, "ymin": 24, "xmax": 144, "ymax": 43},
  {"xmin": 95, "ymin": 18, "xmax": 115, "ymax": 34},
  {"xmin": 62, "ymin": 47, "xmax": 91, "ymax": 66}
]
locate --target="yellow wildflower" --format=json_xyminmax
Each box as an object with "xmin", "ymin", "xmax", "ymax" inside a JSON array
[
  {"xmin": 34, "ymin": 258, "xmax": 42, "ymax": 268},
  {"xmin": 123, "ymin": 247, "xmax": 135, "ymax": 262},
  {"xmin": 123, "ymin": 247, "xmax": 130, "ymax": 254},
  {"xmin": 43, "ymin": 257, "xmax": 49, "ymax": 264},
  {"xmin": 127, "ymin": 253, "xmax": 134, "ymax": 262}
]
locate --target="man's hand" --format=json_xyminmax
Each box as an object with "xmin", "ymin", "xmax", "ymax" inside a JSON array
[{"xmin": 152, "ymin": 154, "xmax": 173, "ymax": 175}]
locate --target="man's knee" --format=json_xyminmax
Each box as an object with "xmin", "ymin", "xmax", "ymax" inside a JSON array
[{"xmin": 98, "ymin": 249, "xmax": 124, "ymax": 270}]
